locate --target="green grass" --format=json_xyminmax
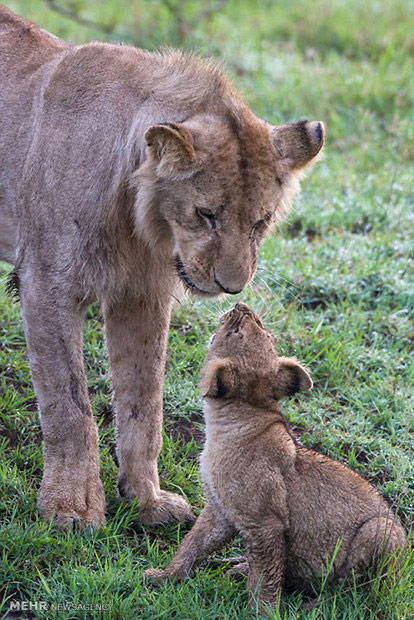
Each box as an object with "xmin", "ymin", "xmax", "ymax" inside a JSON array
[{"xmin": 1, "ymin": 0, "xmax": 413, "ymax": 617}]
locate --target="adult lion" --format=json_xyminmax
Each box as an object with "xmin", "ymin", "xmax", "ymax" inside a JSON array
[{"xmin": 0, "ymin": 7, "xmax": 324, "ymax": 528}]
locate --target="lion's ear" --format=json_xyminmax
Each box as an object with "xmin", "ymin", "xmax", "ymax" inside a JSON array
[
  {"xmin": 273, "ymin": 357, "xmax": 313, "ymax": 400},
  {"xmin": 272, "ymin": 121, "xmax": 325, "ymax": 171},
  {"xmin": 145, "ymin": 122, "xmax": 197, "ymax": 179},
  {"xmin": 200, "ymin": 358, "xmax": 236, "ymax": 399}
]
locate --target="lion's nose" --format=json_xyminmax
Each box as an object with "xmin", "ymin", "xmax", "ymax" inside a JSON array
[
  {"xmin": 214, "ymin": 247, "xmax": 252, "ymax": 294},
  {"xmin": 214, "ymin": 275, "xmax": 243, "ymax": 295}
]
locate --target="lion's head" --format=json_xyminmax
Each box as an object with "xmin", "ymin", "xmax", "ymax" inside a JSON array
[{"xmin": 134, "ymin": 112, "xmax": 324, "ymax": 297}]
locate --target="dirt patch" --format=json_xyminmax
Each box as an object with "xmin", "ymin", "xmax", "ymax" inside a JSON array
[
  {"xmin": 286, "ymin": 218, "xmax": 302, "ymax": 238},
  {"xmin": 169, "ymin": 417, "xmax": 205, "ymax": 445},
  {"xmin": 305, "ymin": 228, "xmax": 321, "ymax": 243},
  {"xmin": 285, "ymin": 219, "xmax": 321, "ymax": 243}
]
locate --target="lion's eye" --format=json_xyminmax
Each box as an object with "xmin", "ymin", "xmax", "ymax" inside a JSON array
[
  {"xmin": 252, "ymin": 214, "xmax": 272, "ymax": 237},
  {"xmin": 197, "ymin": 208, "xmax": 217, "ymax": 231},
  {"xmin": 251, "ymin": 219, "xmax": 266, "ymax": 238}
]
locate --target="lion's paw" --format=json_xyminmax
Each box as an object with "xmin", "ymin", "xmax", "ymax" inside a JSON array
[
  {"xmin": 138, "ymin": 490, "xmax": 194, "ymax": 526},
  {"xmin": 38, "ymin": 469, "xmax": 106, "ymax": 531}
]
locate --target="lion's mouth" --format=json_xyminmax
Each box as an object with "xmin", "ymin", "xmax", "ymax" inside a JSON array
[
  {"xmin": 175, "ymin": 256, "xmax": 221, "ymax": 298},
  {"xmin": 175, "ymin": 256, "xmax": 199, "ymax": 291}
]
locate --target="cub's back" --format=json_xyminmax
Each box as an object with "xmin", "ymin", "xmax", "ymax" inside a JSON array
[{"xmin": 285, "ymin": 446, "xmax": 399, "ymax": 585}]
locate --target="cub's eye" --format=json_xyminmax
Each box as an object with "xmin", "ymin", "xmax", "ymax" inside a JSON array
[
  {"xmin": 197, "ymin": 208, "xmax": 217, "ymax": 230},
  {"xmin": 227, "ymin": 326, "xmax": 242, "ymax": 337}
]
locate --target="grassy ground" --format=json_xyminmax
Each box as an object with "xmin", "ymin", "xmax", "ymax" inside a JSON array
[{"xmin": 1, "ymin": 0, "xmax": 413, "ymax": 618}]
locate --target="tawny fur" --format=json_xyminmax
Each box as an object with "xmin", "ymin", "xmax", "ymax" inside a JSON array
[
  {"xmin": 0, "ymin": 7, "xmax": 324, "ymax": 528},
  {"xmin": 144, "ymin": 304, "xmax": 407, "ymax": 608}
]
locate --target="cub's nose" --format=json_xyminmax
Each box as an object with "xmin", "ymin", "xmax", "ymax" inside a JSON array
[
  {"xmin": 234, "ymin": 302, "xmax": 250, "ymax": 312},
  {"xmin": 221, "ymin": 302, "xmax": 251, "ymax": 324},
  {"xmin": 233, "ymin": 303, "xmax": 264, "ymax": 328}
]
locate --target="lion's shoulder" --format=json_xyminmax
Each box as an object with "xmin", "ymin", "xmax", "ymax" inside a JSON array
[{"xmin": 0, "ymin": 6, "xmax": 68, "ymax": 73}]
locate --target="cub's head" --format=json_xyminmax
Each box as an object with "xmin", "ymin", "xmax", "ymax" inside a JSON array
[
  {"xmin": 134, "ymin": 113, "xmax": 324, "ymax": 296},
  {"xmin": 200, "ymin": 303, "xmax": 312, "ymax": 405}
]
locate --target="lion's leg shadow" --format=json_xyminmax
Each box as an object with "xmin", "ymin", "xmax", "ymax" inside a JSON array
[
  {"xmin": 20, "ymin": 271, "xmax": 106, "ymax": 529},
  {"xmin": 103, "ymin": 291, "xmax": 193, "ymax": 525}
]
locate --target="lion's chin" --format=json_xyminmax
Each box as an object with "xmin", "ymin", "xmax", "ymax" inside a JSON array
[
  {"xmin": 184, "ymin": 282, "xmax": 223, "ymax": 299},
  {"xmin": 179, "ymin": 274, "xmax": 222, "ymax": 299}
]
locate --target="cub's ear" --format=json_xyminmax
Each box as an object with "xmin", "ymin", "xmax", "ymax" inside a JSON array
[
  {"xmin": 200, "ymin": 358, "xmax": 235, "ymax": 399},
  {"xmin": 272, "ymin": 120, "xmax": 325, "ymax": 171},
  {"xmin": 273, "ymin": 357, "xmax": 313, "ymax": 400},
  {"xmin": 144, "ymin": 122, "xmax": 197, "ymax": 180}
]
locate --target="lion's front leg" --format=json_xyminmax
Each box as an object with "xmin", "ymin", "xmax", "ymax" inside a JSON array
[
  {"xmin": 103, "ymin": 293, "xmax": 193, "ymax": 525},
  {"xmin": 20, "ymin": 274, "xmax": 106, "ymax": 530}
]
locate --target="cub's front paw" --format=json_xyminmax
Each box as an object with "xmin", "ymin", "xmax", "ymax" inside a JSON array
[
  {"xmin": 142, "ymin": 568, "xmax": 170, "ymax": 585},
  {"xmin": 227, "ymin": 561, "xmax": 249, "ymax": 581},
  {"xmin": 207, "ymin": 556, "xmax": 248, "ymax": 581}
]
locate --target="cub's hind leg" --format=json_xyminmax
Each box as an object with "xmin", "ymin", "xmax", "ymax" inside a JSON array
[
  {"xmin": 19, "ymin": 270, "xmax": 105, "ymax": 529},
  {"xmin": 337, "ymin": 513, "xmax": 407, "ymax": 582}
]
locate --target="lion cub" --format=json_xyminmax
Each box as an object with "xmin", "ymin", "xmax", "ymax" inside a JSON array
[{"xmin": 144, "ymin": 303, "xmax": 407, "ymax": 606}]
